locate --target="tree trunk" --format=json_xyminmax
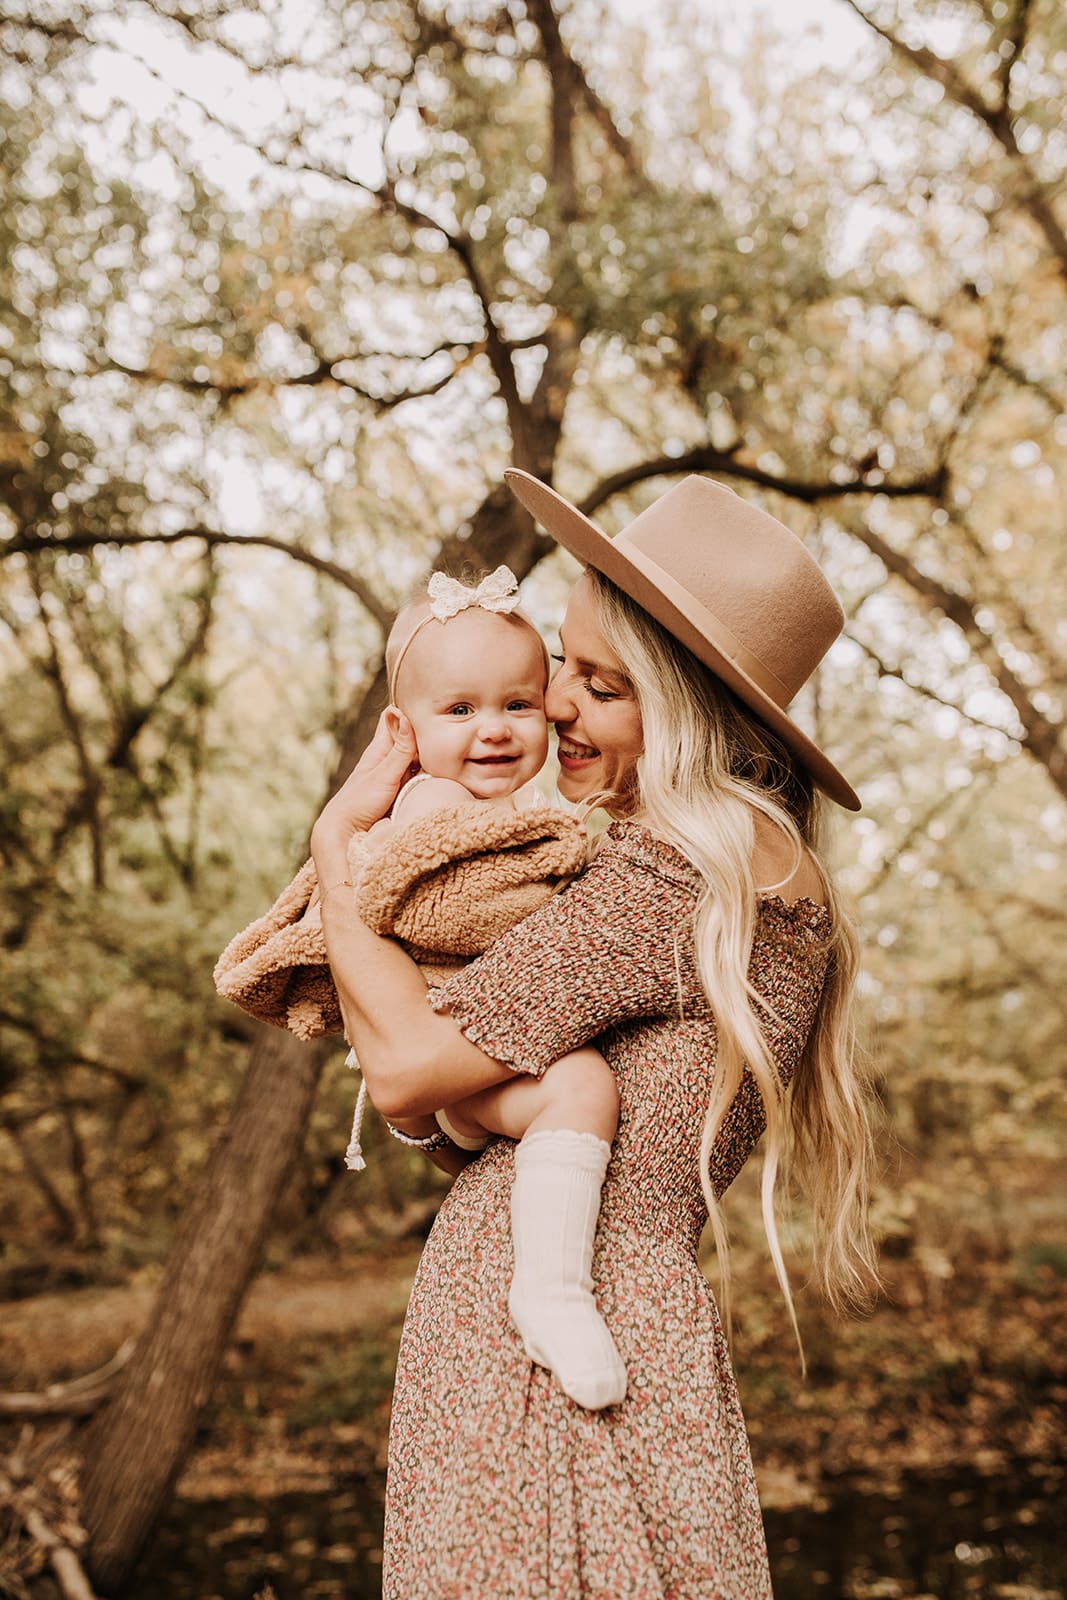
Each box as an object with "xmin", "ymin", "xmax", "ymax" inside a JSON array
[{"xmin": 79, "ymin": 1025, "xmax": 330, "ymax": 1590}]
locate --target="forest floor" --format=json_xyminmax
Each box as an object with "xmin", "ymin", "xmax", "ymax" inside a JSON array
[
  {"xmin": 2, "ymin": 1171, "xmax": 1066, "ymax": 1600},
  {"xmin": 2, "ymin": 1220, "xmax": 1065, "ymax": 1514}
]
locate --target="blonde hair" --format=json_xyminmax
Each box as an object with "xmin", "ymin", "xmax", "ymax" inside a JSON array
[{"xmin": 589, "ymin": 571, "xmax": 878, "ymax": 1345}]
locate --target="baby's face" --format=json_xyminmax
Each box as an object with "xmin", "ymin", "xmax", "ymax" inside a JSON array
[{"xmin": 396, "ymin": 609, "xmax": 549, "ymax": 800}]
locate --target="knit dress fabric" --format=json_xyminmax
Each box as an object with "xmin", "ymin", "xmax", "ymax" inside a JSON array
[{"xmin": 383, "ymin": 820, "xmax": 832, "ymax": 1600}]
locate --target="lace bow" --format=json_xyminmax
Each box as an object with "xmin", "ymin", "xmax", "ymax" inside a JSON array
[{"xmin": 427, "ymin": 565, "xmax": 520, "ymax": 622}]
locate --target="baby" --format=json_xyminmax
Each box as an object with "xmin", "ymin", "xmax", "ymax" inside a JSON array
[{"xmin": 361, "ymin": 566, "xmax": 625, "ymax": 1411}]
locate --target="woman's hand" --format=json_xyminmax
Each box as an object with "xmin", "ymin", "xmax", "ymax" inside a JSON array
[{"xmin": 311, "ymin": 708, "xmax": 418, "ymax": 870}]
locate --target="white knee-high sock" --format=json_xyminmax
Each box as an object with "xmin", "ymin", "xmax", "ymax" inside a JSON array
[{"xmin": 508, "ymin": 1129, "xmax": 627, "ymax": 1410}]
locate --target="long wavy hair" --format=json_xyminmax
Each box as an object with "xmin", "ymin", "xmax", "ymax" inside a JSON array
[{"xmin": 588, "ymin": 570, "xmax": 878, "ymax": 1343}]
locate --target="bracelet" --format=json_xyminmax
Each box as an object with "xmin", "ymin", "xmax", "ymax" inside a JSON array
[
  {"xmin": 384, "ymin": 1120, "xmax": 451, "ymax": 1152},
  {"xmin": 322, "ymin": 879, "xmax": 353, "ymax": 900}
]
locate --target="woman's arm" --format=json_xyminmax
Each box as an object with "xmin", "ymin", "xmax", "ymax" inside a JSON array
[
  {"xmin": 317, "ymin": 886, "xmax": 520, "ymax": 1118},
  {"xmin": 311, "ymin": 711, "xmax": 518, "ymax": 1119}
]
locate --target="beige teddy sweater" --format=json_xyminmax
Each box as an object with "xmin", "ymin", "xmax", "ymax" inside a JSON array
[{"xmin": 213, "ymin": 802, "xmax": 588, "ymax": 1040}]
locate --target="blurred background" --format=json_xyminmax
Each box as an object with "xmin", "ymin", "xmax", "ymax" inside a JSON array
[{"xmin": 1, "ymin": 0, "xmax": 1064, "ymax": 1596}]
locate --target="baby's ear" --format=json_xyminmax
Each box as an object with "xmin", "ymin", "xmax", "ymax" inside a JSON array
[{"xmin": 385, "ymin": 705, "xmax": 417, "ymax": 756}]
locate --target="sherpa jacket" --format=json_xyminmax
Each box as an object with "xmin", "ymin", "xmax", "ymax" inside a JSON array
[{"xmin": 213, "ymin": 802, "xmax": 588, "ymax": 1039}]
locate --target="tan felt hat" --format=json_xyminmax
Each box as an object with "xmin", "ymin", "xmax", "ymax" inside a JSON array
[{"xmin": 505, "ymin": 469, "xmax": 860, "ymax": 811}]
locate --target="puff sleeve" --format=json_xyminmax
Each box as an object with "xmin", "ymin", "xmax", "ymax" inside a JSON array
[{"xmin": 427, "ymin": 824, "xmax": 699, "ymax": 1077}]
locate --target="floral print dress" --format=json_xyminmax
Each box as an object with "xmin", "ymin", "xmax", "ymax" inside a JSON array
[{"xmin": 383, "ymin": 821, "xmax": 832, "ymax": 1600}]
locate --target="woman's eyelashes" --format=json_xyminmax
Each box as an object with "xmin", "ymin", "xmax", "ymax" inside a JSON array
[{"xmin": 550, "ymin": 652, "xmax": 616, "ymax": 703}]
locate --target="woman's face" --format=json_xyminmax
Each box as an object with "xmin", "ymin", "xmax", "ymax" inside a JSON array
[{"xmin": 545, "ymin": 573, "xmax": 644, "ymax": 812}]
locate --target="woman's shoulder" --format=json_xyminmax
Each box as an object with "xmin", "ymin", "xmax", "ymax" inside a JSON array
[
  {"xmin": 754, "ymin": 891, "xmax": 833, "ymax": 951},
  {"xmin": 751, "ymin": 816, "xmax": 833, "ymax": 940},
  {"xmin": 751, "ymin": 811, "xmax": 827, "ymax": 908}
]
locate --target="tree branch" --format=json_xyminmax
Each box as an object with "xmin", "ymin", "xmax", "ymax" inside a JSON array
[
  {"xmin": 0, "ymin": 8, "xmax": 89, "ymax": 47},
  {"xmin": 0, "ymin": 1119, "xmax": 78, "ymax": 1240},
  {"xmin": 108, "ymin": 559, "xmax": 217, "ymax": 772},
  {"xmin": 843, "ymin": 0, "xmax": 1067, "ymax": 282},
  {"xmin": 0, "ymin": 1339, "xmax": 135, "ymax": 1419},
  {"xmin": 846, "ymin": 514, "xmax": 1067, "ymax": 797},
  {"xmin": 4, "ymin": 527, "xmax": 393, "ymax": 631},
  {"xmin": 987, "ymin": 346, "xmax": 1066, "ymax": 416},
  {"xmin": 939, "ymin": 855, "xmax": 1067, "ymax": 1026},
  {"xmin": 96, "ymin": 36, "xmax": 537, "ymax": 468},
  {"xmin": 445, "ymin": 231, "xmax": 539, "ymax": 468},
  {"xmin": 997, "ymin": 0, "xmax": 1034, "ymax": 101},
  {"xmin": 526, "ymin": 0, "xmax": 580, "ymax": 220},
  {"xmin": 951, "ymin": 508, "xmax": 1065, "ymax": 685},
  {"xmin": 884, "ymin": 289, "xmax": 1067, "ymax": 415},
  {"xmin": 847, "ymin": 633, "xmax": 1020, "ymax": 738},
  {"xmin": 142, "ymin": 0, "xmax": 311, "ymax": 75},
  {"xmin": 23, "ymin": 563, "xmax": 106, "ymax": 887},
  {"xmin": 853, "ymin": 776, "xmax": 984, "ymax": 901},
  {"xmin": 103, "ymin": 347, "xmax": 474, "ymax": 412},
  {"xmin": 578, "ymin": 447, "xmax": 946, "ymax": 516},
  {"xmin": 525, "ymin": 0, "xmax": 646, "ymax": 188}
]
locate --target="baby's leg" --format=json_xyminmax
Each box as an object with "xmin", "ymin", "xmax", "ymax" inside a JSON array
[
  {"xmin": 442, "ymin": 1045, "xmax": 618, "ymax": 1144},
  {"xmin": 446, "ymin": 1051, "xmax": 626, "ymax": 1411}
]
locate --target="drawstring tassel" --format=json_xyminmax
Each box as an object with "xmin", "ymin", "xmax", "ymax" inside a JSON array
[{"xmin": 344, "ymin": 1048, "xmax": 368, "ymax": 1172}]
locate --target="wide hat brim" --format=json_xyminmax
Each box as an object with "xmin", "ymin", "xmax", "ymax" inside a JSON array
[{"xmin": 505, "ymin": 469, "xmax": 860, "ymax": 811}]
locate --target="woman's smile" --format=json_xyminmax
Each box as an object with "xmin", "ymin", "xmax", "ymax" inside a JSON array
[{"xmin": 555, "ymin": 734, "xmax": 601, "ymax": 771}]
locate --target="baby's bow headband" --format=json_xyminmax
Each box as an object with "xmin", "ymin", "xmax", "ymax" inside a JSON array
[
  {"xmin": 426, "ymin": 565, "xmax": 521, "ymax": 621},
  {"xmin": 389, "ymin": 566, "xmax": 522, "ymax": 696}
]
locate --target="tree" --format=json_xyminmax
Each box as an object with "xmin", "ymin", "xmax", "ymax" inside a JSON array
[{"xmin": 2, "ymin": 0, "xmax": 1065, "ymax": 1584}]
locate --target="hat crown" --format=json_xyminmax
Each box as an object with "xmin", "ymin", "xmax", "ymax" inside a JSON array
[{"xmin": 616, "ymin": 477, "xmax": 843, "ymax": 710}]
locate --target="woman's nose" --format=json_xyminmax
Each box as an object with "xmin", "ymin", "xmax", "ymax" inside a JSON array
[{"xmin": 544, "ymin": 671, "xmax": 575, "ymax": 723}]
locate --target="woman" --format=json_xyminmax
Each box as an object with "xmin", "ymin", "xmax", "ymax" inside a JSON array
[{"xmin": 311, "ymin": 469, "xmax": 877, "ymax": 1599}]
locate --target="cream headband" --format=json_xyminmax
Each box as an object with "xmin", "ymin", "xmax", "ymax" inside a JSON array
[{"xmin": 388, "ymin": 565, "xmax": 523, "ymax": 699}]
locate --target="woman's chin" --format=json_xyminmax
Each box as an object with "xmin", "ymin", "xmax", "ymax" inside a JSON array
[{"xmin": 554, "ymin": 767, "xmax": 594, "ymax": 803}]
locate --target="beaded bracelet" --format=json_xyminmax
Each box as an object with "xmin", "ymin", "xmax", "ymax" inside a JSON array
[{"xmin": 384, "ymin": 1120, "xmax": 452, "ymax": 1153}]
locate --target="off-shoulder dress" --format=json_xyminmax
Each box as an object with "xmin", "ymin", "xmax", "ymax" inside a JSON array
[{"xmin": 383, "ymin": 820, "xmax": 832, "ymax": 1600}]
